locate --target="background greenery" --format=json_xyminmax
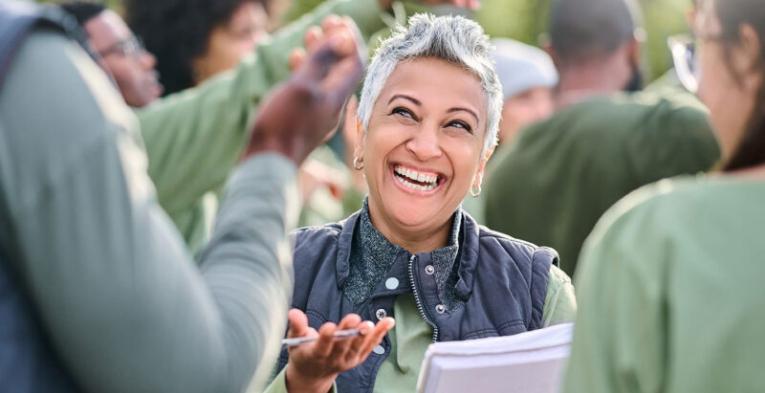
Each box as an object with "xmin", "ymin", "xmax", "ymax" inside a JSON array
[
  {"xmin": 41, "ymin": 0, "xmax": 693, "ymax": 80},
  {"xmin": 476, "ymin": 0, "xmax": 692, "ymax": 80}
]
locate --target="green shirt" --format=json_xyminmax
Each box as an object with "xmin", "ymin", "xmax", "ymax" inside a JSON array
[
  {"xmin": 484, "ymin": 90, "xmax": 721, "ymax": 276},
  {"xmin": 0, "ymin": 29, "xmax": 299, "ymax": 392},
  {"xmin": 136, "ymin": 0, "xmax": 389, "ymax": 254},
  {"xmin": 564, "ymin": 175, "xmax": 765, "ymax": 393},
  {"xmin": 265, "ymin": 265, "xmax": 576, "ymax": 393}
]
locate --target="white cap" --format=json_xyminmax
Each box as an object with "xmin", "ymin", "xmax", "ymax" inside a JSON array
[{"xmin": 490, "ymin": 38, "xmax": 558, "ymax": 100}]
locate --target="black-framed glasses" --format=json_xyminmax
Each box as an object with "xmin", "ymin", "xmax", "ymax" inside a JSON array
[{"xmin": 98, "ymin": 35, "xmax": 146, "ymax": 59}]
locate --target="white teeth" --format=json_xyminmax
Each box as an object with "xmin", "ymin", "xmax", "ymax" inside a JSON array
[
  {"xmin": 395, "ymin": 175, "xmax": 437, "ymax": 191},
  {"xmin": 394, "ymin": 165, "xmax": 438, "ymax": 185},
  {"xmin": 393, "ymin": 165, "xmax": 439, "ymax": 192}
]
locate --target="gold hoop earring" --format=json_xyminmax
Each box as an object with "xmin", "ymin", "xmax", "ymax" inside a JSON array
[
  {"xmin": 470, "ymin": 183, "xmax": 482, "ymax": 197},
  {"xmin": 353, "ymin": 156, "xmax": 364, "ymax": 170}
]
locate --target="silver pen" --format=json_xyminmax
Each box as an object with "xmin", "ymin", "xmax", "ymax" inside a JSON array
[{"xmin": 281, "ymin": 328, "xmax": 361, "ymax": 347}]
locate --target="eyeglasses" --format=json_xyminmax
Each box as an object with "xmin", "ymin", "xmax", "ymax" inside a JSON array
[
  {"xmin": 667, "ymin": 34, "xmax": 699, "ymax": 93},
  {"xmin": 667, "ymin": 32, "xmax": 726, "ymax": 94},
  {"xmin": 98, "ymin": 35, "xmax": 146, "ymax": 59}
]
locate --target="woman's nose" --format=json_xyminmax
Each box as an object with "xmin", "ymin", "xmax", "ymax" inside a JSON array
[{"xmin": 405, "ymin": 125, "xmax": 442, "ymax": 161}]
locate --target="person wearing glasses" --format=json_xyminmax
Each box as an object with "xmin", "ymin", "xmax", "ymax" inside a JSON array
[
  {"xmin": 60, "ymin": 2, "xmax": 161, "ymax": 107},
  {"xmin": 483, "ymin": 0, "xmax": 721, "ymax": 277},
  {"xmin": 563, "ymin": 0, "xmax": 765, "ymax": 391}
]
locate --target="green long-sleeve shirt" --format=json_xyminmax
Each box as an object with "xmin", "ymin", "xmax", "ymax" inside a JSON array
[
  {"xmin": 264, "ymin": 265, "xmax": 576, "ymax": 392},
  {"xmin": 0, "ymin": 28, "xmax": 299, "ymax": 393},
  {"xmin": 564, "ymin": 176, "xmax": 765, "ymax": 393},
  {"xmin": 136, "ymin": 0, "xmax": 389, "ymax": 254},
  {"xmin": 484, "ymin": 91, "xmax": 721, "ymax": 277}
]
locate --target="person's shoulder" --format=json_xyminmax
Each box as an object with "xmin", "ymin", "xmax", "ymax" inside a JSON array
[
  {"xmin": 515, "ymin": 94, "xmax": 649, "ymax": 144},
  {"xmin": 587, "ymin": 176, "xmax": 725, "ymax": 247},
  {"xmin": 559, "ymin": 90, "xmax": 708, "ymax": 129},
  {"xmin": 477, "ymin": 225, "xmax": 559, "ymax": 264}
]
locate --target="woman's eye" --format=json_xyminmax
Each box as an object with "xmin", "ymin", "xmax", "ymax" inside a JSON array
[
  {"xmin": 391, "ymin": 107, "xmax": 416, "ymax": 120},
  {"xmin": 447, "ymin": 120, "xmax": 473, "ymax": 133}
]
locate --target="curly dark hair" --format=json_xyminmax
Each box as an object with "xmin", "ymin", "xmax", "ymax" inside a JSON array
[{"xmin": 124, "ymin": 0, "xmax": 270, "ymax": 95}]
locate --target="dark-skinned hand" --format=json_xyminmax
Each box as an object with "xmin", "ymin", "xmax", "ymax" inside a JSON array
[{"xmin": 243, "ymin": 17, "xmax": 364, "ymax": 165}]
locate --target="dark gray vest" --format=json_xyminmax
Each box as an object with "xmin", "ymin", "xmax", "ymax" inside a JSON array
[
  {"xmin": 0, "ymin": 2, "xmax": 86, "ymax": 391},
  {"xmin": 276, "ymin": 210, "xmax": 557, "ymax": 392}
]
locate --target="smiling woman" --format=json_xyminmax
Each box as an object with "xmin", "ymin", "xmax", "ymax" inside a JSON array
[
  {"xmin": 263, "ymin": 14, "xmax": 577, "ymax": 393},
  {"xmin": 359, "ymin": 56, "xmax": 491, "ymax": 252}
]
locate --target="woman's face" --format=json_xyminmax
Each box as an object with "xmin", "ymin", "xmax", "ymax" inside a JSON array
[
  {"xmin": 192, "ymin": 2, "xmax": 269, "ymax": 84},
  {"xmin": 696, "ymin": 0, "xmax": 763, "ymax": 159},
  {"xmin": 357, "ymin": 57, "xmax": 489, "ymax": 245}
]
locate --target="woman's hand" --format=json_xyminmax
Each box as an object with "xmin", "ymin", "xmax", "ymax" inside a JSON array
[{"xmin": 284, "ymin": 309, "xmax": 395, "ymax": 393}]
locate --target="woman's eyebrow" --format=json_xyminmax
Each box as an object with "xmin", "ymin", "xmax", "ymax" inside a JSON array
[
  {"xmin": 388, "ymin": 94, "xmax": 422, "ymax": 106},
  {"xmin": 447, "ymin": 107, "xmax": 479, "ymax": 124}
]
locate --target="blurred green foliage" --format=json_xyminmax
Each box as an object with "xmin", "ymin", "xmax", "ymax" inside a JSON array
[
  {"xmin": 283, "ymin": 0, "xmax": 693, "ymax": 80},
  {"xmin": 476, "ymin": 0, "xmax": 693, "ymax": 80},
  {"xmin": 40, "ymin": 0, "xmax": 693, "ymax": 80}
]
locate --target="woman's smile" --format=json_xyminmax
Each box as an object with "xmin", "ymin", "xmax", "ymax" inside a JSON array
[
  {"xmin": 358, "ymin": 57, "xmax": 489, "ymax": 242},
  {"xmin": 389, "ymin": 163, "xmax": 446, "ymax": 195}
]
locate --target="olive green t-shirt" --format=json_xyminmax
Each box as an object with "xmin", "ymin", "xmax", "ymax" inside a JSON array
[
  {"xmin": 484, "ymin": 90, "xmax": 721, "ymax": 276},
  {"xmin": 564, "ymin": 175, "xmax": 765, "ymax": 393}
]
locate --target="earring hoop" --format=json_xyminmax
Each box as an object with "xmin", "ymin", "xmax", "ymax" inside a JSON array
[
  {"xmin": 352, "ymin": 156, "xmax": 364, "ymax": 170},
  {"xmin": 470, "ymin": 183, "xmax": 482, "ymax": 197}
]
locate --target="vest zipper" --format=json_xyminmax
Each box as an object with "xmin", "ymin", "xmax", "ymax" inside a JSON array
[{"xmin": 408, "ymin": 254, "xmax": 439, "ymax": 342}]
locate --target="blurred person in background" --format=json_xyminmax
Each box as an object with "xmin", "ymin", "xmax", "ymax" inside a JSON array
[
  {"xmin": 491, "ymin": 38, "xmax": 558, "ymax": 145},
  {"xmin": 125, "ymin": 0, "xmax": 271, "ymax": 95},
  {"xmin": 484, "ymin": 0, "xmax": 720, "ymax": 276},
  {"xmin": 564, "ymin": 0, "xmax": 765, "ymax": 391},
  {"xmin": 263, "ymin": 14, "xmax": 576, "ymax": 393},
  {"xmin": 59, "ymin": 2, "xmax": 162, "ymax": 107},
  {"xmin": 0, "ymin": 2, "xmax": 391, "ymax": 392},
  {"xmin": 462, "ymin": 37, "xmax": 557, "ymax": 223},
  {"xmin": 61, "ymin": 0, "xmax": 474, "ymax": 254}
]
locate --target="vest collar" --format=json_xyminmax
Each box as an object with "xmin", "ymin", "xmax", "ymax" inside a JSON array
[{"xmin": 335, "ymin": 201, "xmax": 479, "ymax": 301}]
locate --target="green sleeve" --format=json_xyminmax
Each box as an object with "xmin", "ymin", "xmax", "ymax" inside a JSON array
[
  {"xmin": 263, "ymin": 368, "xmax": 290, "ymax": 393},
  {"xmin": 137, "ymin": 0, "xmax": 387, "ymax": 220},
  {"xmin": 562, "ymin": 191, "xmax": 668, "ymax": 393},
  {"xmin": 263, "ymin": 366, "xmax": 339, "ymax": 393},
  {"xmin": 630, "ymin": 92, "xmax": 721, "ymax": 184},
  {"xmin": 1, "ymin": 31, "xmax": 298, "ymax": 393},
  {"xmin": 542, "ymin": 265, "xmax": 577, "ymax": 327}
]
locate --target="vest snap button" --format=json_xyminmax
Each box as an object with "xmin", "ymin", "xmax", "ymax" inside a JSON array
[
  {"xmin": 435, "ymin": 304, "xmax": 446, "ymax": 314},
  {"xmin": 375, "ymin": 308, "xmax": 387, "ymax": 320},
  {"xmin": 424, "ymin": 265, "xmax": 435, "ymax": 275},
  {"xmin": 385, "ymin": 277, "xmax": 399, "ymax": 290},
  {"xmin": 373, "ymin": 345, "xmax": 385, "ymax": 355}
]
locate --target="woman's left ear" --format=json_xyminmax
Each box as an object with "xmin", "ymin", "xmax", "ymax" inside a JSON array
[
  {"xmin": 342, "ymin": 96, "xmax": 366, "ymax": 169},
  {"xmin": 471, "ymin": 147, "xmax": 495, "ymax": 196}
]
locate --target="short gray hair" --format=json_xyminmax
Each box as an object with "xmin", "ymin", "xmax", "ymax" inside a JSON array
[{"xmin": 357, "ymin": 14, "xmax": 503, "ymax": 155}]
